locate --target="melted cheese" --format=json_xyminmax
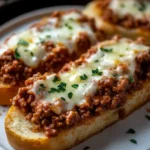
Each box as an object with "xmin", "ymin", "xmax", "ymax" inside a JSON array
[
  {"xmin": 31, "ymin": 38, "xmax": 150, "ymax": 113},
  {"xmin": 0, "ymin": 12, "xmax": 97, "ymax": 67},
  {"xmin": 109, "ymin": 0, "xmax": 150, "ymax": 20}
]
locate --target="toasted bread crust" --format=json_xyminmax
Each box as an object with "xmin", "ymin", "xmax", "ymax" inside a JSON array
[
  {"xmin": 0, "ymin": 84, "xmax": 19, "ymax": 105},
  {"xmin": 83, "ymin": 1, "xmax": 150, "ymax": 43},
  {"xmin": 5, "ymin": 80, "xmax": 150, "ymax": 150}
]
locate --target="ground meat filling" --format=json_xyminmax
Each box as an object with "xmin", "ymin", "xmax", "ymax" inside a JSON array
[
  {"xmin": 12, "ymin": 49, "xmax": 150, "ymax": 137},
  {"xmin": 97, "ymin": 0, "xmax": 150, "ymax": 30},
  {"xmin": 0, "ymin": 11, "xmax": 104, "ymax": 86},
  {"xmin": 0, "ymin": 50, "xmax": 34, "ymax": 86},
  {"xmin": 0, "ymin": 47, "xmax": 70, "ymax": 86}
]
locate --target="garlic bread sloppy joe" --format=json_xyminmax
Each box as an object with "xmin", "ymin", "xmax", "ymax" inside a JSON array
[
  {"xmin": 0, "ymin": 10, "xmax": 102, "ymax": 105},
  {"xmin": 11, "ymin": 36, "xmax": 150, "ymax": 141},
  {"xmin": 83, "ymin": 0, "xmax": 150, "ymax": 42}
]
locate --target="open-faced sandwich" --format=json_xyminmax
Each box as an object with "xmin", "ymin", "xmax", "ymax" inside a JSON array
[
  {"xmin": 5, "ymin": 36, "xmax": 150, "ymax": 150},
  {"xmin": 0, "ymin": 10, "xmax": 104, "ymax": 105},
  {"xmin": 83, "ymin": 0, "xmax": 150, "ymax": 43}
]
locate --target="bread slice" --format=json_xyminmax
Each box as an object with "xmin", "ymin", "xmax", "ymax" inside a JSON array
[
  {"xmin": 0, "ymin": 10, "xmax": 101, "ymax": 105},
  {"xmin": 83, "ymin": 0, "xmax": 150, "ymax": 43},
  {"xmin": 5, "ymin": 80, "xmax": 150, "ymax": 150}
]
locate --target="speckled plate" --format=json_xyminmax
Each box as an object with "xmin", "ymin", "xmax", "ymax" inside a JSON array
[{"xmin": 0, "ymin": 5, "xmax": 150, "ymax": 150}]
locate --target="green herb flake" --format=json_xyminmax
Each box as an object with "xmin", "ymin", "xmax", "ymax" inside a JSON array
[
  {"xmin": 17, "ymin": 39, "xmax": 29, "ymax": 46},
  {"xmin": 39, "ymin": 38, "xmax": 45, "ymax": 44},
  {"xmin": 100, "ymin": 47, "xmax": 113, "ymax": 53},
  {"xmin": 46, "ymin": 35, "xmax": 51, "ymax": 39},
  {"xmin": 65, "ymin": 23, "xmax": 73, "ymax": 30},
  {"xmin": 113, "ymin": 74, "xmax": 118, "ymax": 77},
  {"xmin": 94, "ymin": 60, "xmax": 99, "ymax": 63},
  {"xmin": 37, "ymin": 84, "xmax": 46, "ymax": 94},
  {"xmin": 119, "ymin": 54, "xmax": 124, "ymax": 57},
  {"xmin": 145, "ymin": 115, "xmax": 150, "ymax": 121},
  {"xmin": 40, "ymin": 84, "xmax": 46, "ymax": 88},
  {"xmin": 129, "ymin": 76, "xmax": 134, "ymax": 83},
  {"xmin": 80, "ymin": 74, "xmax": 88, "ymax": 80},
  {"xmin": 30, "ymin": 52, "xmax": 34, "ymax": 56},
  {"xmin": 72, "ymin": 84, "xmax": 78, "ymax": 89},
  {"xmin": 57, "ymin": 82, "xmax": 66, "ymax": 92},
  {"xmin": 68, "ymin": 92, "xmax": 73, "ymax": 99},
  {"xmin": 48, "ymin": 88, "xmax": 57, "ymax": 93},
  {"xmin": 92, "ymin": 69, "xmax": 103, "ymax": 76},
  {"xmin": 14, "ymin": 48, "xmax": 21, "ymax": 59},
  {"xmin": 138, "ymin": 2, "xmax": 146, "ymax": 11},
  {"xmin": 24, "ymin": 49, "xmax": 28, "ymax": 52},
  {"xmin": 83, "ymin": 146, "xmax": 90, "ymax": 150},
  {"xmin": 126, "ymin": 128, "xmax": 135, "ymax": 134},
  {"xmin": 53, "ymin": 76, "xmax": 60, "ymax": 83},
  {"xmin": 61, "ymin": 97, "xmax": 66, "ymax": 101},
  {"xmin": 130, "ymin": 139, "xmax": 137, "ymax": 144}
]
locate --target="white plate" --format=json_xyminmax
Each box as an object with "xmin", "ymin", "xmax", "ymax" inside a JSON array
[{"xmin": 0, "ymin": 5, "xmax": 150, "ymax": 150}]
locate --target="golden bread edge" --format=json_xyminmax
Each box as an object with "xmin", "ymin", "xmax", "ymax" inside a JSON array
[
  {"xmin": 5, "ymin": 80, "xmax": 150, "ymax": 150},
  {"xmin": 0, "ymin": 84, "xmax": 20, "ymax": 105}
]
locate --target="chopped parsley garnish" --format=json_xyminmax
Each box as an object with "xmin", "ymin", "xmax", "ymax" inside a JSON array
[
  {"xmin": 68, "ymin": 92, "xmax": 73, "ymax": 99},
  {"xmin": 40, "ymin": 84, "xmax": 46, "ymax": 88},
  {"xmin": 48, "ymin": 88, "xmax": 57, "ymax": 93},
  {"xmin": 61, "ymin": 97, "xmax": 66, "ymax": 101},
  {"xmin": 57, "ymin": 82, "xmax": 66, "ymax": 92},
  {"xmin": 130, "ymin": 139, "xmax": 137, "ymax": 144},
  {"xmin": 46, "ymin": 35, "xmax": 51, "ymax": 39},
  {"xmin": 100, "ymin": 47, "xmax": 113, "ymax": 53},
  {"xmin": 138, "ymin": 2, "xmax": 146, "ymax": 11},
  {"xmin": 145, "ymin": 115, "xmax": 150, "ymax": 121},
  {"xmin": 53, "ymin": 76, "xmax": 60, "ymax": 83},
  {"xmin": 23, "ymin": 49, "xmax": 34, "ymax": 56},
  {"xmin": 65, "ymin": 23, "xmax": 73, "ymax": 30},
  {"xmin": 126, "ymin": 128, "xmax": 135, "ymax": 134},
  {"xmin": 113, "ymin": 74, "xmax": 118, "ymax": 77},
  {"xmin": 119, "ymin": 54, "xmax": 124, "ymax": 57},
  {"xmin": 39, "ymin": 38, "xmax": 45, "ymax": 44},
  {"xmin": 83, "ymin": 146, "xmax": 90, "ymax": 150},
  {"xmin": 58, "ymin": 82, "xmax": 66, "ymax": 87},
  {"xmin": 92, "ymin": 69, "xmax": 103, "ymax": 76},
  {"xmin": 94, "ymin": 60, "xmax": 99, "ymax": 63},
  {"xmin": 17, "ymin": 39, "xmax": 29, "ymax": 46},
  {"xmin": 72, "ymin": 84, "xmax": 78, "ymax": 89},
  {"xmin": 14, "ymin": 48, "xmax": 20, "ymax": 59},
  {"xmin": 30, "ymin": 52, "xmax": 34, "ymax": 56},
  {"xmin": 48, "ymin": 82, "xmax": 66, "ymax": 93},
  {"xmin": 129, "ymin": 76, "xmax": 134, "ymax": 83},
  {"xmin": 80, "ymin": 74, "xmax": 88, "ymax": 80},
  {"xmin": 37, "ymin": 84, "xmax": 46, "ymax": 94}
]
